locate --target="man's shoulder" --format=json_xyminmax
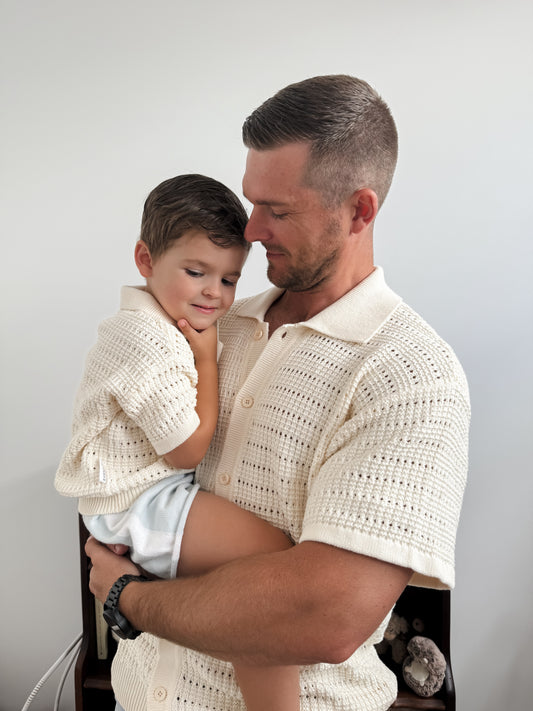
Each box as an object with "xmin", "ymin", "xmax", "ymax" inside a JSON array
[{"xmin": 368, "ymin": 301, "xmax": 468, "ymax": 391}]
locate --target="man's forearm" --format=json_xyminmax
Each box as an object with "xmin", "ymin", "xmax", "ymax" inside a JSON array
[{"xmin": 90, "ymin": 538, "xmax": 411, "ymax": 666}]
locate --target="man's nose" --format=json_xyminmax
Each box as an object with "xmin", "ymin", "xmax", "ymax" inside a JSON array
[{"xmin": 245, "ymin": 207, "xmax": 269, "ymax": 243}]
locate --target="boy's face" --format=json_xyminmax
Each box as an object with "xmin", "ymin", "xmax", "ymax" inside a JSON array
[{"xmin": 139, "ymin": 230, "xmax": 247, "ymax": 330}]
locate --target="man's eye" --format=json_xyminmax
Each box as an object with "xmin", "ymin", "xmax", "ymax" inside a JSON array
[
  {"xmin": 271, "ymin": 210, "xmax": 288, "ymax": 220},
  {"xmin": 185, "ymin": 269, "xmax": 203, "ymax": 277}
]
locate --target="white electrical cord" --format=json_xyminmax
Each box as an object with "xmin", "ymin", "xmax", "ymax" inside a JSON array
[
  {"xmin": 21, "ymin": 633, "xmax": 83, "ymax": 711},
  {"xmin": 53, "ymin": 635, "xmax": 83, "ymax": 711}
]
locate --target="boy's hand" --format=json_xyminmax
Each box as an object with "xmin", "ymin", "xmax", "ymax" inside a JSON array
[{"xmin": 178, "ymin": 320, "xmax": 217, "ymax": 364}]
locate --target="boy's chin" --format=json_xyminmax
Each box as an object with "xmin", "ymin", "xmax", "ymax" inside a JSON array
[{"xmin": 187, "ymin": 318, "xmax": 217, "ymax": 332}]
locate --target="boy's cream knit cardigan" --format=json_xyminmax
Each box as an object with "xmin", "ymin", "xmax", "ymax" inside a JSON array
[{"xmin": 55, "ymin": 287, "xmax": 199, "ymax": 515}]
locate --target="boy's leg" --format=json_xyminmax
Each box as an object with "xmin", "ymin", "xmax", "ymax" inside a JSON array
[
  {"xmin": 179, "ymin": 491, "xmax": 299, "ymax": 710},
  {"xmin": 177, "ymin": 490, "xmax": 292, "ymax": 576},
  {"xmin": 234, "ymin": 664, "xmax": 300, "ymax": 711}
]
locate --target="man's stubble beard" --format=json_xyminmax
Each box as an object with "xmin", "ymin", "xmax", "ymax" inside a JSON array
[{"xmin": 266, "ymin": 215, "xmax": 342, "ymax": 293}]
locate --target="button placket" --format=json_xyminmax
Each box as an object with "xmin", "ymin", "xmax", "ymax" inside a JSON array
[
  {"xmin": 147, "ymin": 639, "xmax": 177, "ymax": 711},
  {"xmin": 213, "ymin": 322, "xmax": 298, "ymax": 498}
]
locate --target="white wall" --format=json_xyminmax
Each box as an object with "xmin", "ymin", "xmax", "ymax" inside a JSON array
[{"xmin": 2, "ymin": 1, "xmax": 531, "ymax": 709}]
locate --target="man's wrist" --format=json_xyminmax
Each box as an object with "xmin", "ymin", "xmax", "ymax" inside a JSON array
[{"xmin": 103, "ymin": 573, "xmax": 148, "ymax": 640}]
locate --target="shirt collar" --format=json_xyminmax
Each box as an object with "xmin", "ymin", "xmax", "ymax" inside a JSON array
[
  {"xmin": 120, "ymin": 285, "xmax": 224, "ymax": 357},
  {"xmin": 120, "ymin": 286, "xmax": 175, "ymax": 325},
  {"xmin": 234, "ymin": 267, "xmax": 402, "ymax": 344}
]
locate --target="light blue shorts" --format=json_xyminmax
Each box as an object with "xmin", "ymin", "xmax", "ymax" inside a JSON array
[{"xmin": 84, "ymin": 472, "xmax": 200, "ymax": 578}]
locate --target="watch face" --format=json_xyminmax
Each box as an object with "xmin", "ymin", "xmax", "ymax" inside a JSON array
[{"xmin": 103, "ymin": 607, "xmax": 133, "ymax": 639}]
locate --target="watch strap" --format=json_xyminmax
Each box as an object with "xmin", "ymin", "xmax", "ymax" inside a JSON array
[{"xmin": 103, "ymin": 573, "xmax": 148, "ymax": 640}]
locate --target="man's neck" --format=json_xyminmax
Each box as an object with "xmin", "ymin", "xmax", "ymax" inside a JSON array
[{"xmin": 265, "ymin": 265, "xmax": 375, "ymax": 335}]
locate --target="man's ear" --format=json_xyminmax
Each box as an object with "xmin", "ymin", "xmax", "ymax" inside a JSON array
[
  {"xmin": 350, "ymin": 189, "xmax": 379, "ymax": 235},
  {"xmin": 134, "ymin": 240, "xmax": 153, "ymax": 278}
]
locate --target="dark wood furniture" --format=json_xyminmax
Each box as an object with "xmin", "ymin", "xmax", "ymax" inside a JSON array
[
  {"xmin": 75, "ymin": 518, "xmax": 455, "ymax": 710},
  {"xmin": 75, "ymin": 518, "xmax": 116, "ymax": 710}
]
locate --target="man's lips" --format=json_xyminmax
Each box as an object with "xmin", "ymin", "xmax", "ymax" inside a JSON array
[{"xmin": 265, "ymin": 249, "xmax": 288, "ymax": 260}]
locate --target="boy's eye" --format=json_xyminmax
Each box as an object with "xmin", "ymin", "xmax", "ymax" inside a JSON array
[
  {"xmin": 222, "ymin": 278, "xmax": 237, "ymax": 287},
  {"xmin": 185, "ymin": 269, "xmax": 203, "ymax": 278}
]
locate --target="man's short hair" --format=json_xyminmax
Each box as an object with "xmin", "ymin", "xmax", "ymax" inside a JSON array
[
  {"xmin": 140, "ymin": 174, "xmax": 250, "ymax": 259},
  {"xmin": 242, "ymin": 75, "xmax": 398, "ymax": 209}
]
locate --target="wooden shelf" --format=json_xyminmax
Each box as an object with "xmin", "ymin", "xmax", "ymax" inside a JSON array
[{"xmin": 391, "ymin": 690, "xmax": 446, "ymax": 709}]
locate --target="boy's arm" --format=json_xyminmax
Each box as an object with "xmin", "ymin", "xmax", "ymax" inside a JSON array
[{"xmin": 163, "ymin": 321, "xmax": 218, "ymax": 470}]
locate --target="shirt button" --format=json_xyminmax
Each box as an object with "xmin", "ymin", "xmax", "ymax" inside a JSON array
[
  {"xmin": 218, "ymin": 472, "xmax": 231, "ymax": 486},
  {"xmin": 253, "ymin": 328, "xmax": 264, "ymax": 340},
  {"xmin": 153, "ymin": 686, "xmax": 167, "ymax": 701},
  {"xmin": 241, "ymin": 396, "xmax": 254, "ymax": 408}
]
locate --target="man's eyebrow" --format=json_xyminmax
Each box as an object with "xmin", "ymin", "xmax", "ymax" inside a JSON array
[
  {"xmin": 242, "ymin": 187, "xmax": 290, "ymax": 208},
  {"xmin": 247, "ymin": 198, "xmax": 292, "ymax": 210}
]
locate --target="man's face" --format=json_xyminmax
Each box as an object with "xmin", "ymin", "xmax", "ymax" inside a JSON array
[{"xmin": 242, "ymin": 143, "xmax": 347, "ymax": 292}]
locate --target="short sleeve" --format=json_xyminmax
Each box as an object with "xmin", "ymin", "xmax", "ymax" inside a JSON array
[
  {"xmin": 300, "ymin": 380, "xmax": 470, "ymax": 589},
  {"xmin": 112, "ymin": 320, "xmax": 200, "ymax": 456}
]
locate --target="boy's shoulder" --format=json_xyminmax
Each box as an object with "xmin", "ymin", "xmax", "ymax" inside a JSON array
[{"xmin": 96, "ymin": 307, "xmax": 193, "ymax": 367}]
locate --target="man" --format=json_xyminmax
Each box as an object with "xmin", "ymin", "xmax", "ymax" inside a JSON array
[{"xmin": 87, "ymin": 75, "xmax": 470, "ymax": 711}]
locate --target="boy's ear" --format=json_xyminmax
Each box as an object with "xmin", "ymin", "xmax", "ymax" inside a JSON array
[{"xmin": 134, "ymin": 240, "xmax": 153, "ymax": 278}]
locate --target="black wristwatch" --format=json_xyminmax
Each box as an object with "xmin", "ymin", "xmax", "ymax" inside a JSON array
[{"xmin": 102, "ymin": 573, "xmax": 148, "ymax": 640}]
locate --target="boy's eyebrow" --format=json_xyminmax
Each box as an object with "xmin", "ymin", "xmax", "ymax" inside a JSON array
[{"xmin": 183, "ymin": 259, "xmax": 242, "ymax": 277}]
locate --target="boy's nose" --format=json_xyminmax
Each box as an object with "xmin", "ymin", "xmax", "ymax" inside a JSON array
[{"xmin": 202, "ymin": 280, "xmax": 220, "ymax": 298}]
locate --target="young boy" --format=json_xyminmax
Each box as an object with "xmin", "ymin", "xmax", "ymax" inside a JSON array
[{"xmin": 55, "ymin": 174, "xmax": 299, "ymax": 711}]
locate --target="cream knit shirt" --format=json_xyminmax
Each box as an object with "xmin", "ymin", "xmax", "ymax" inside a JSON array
[
  {"xmin": 111, "ymin": 267, "xmax": 470, "ymax": 711},
  {"xmin": 55, "ymin": 287, "xmax": 199, "ymax": 515}
]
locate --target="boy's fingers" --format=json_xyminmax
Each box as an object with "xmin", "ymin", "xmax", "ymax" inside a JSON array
[
  {"xmin": 177, "ymin": 319, "xmax": 191, "ymax": 333},
  {"xmin": 177, "ymin": 319, "xmax": 198, "ymax": 344}
]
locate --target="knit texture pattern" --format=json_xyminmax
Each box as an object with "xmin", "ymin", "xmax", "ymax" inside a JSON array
[
  {"xmin": 111, "ymin": 271, "xmax": 470, "ymax": 710},
  {"xmin": 55, "ymin": 291, "xmax": 199, "ymax": 515},
  {"xmin": 200, "ymin": 301, "xmax": 469, "ymax": 590}
]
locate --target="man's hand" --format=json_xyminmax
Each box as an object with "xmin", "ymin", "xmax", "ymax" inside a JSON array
[
  {"xmin": 85, "ymin": 536, "xmax": 141, "ymax": 603},
  {"xmin": 178, "ymin": 320, "xmax": 217, "ymax": 364}
]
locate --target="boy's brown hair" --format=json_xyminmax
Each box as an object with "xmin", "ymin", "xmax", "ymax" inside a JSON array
[{"xmin": 141, "ymin": 174, "xmax": 250, "ymax": 259}]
